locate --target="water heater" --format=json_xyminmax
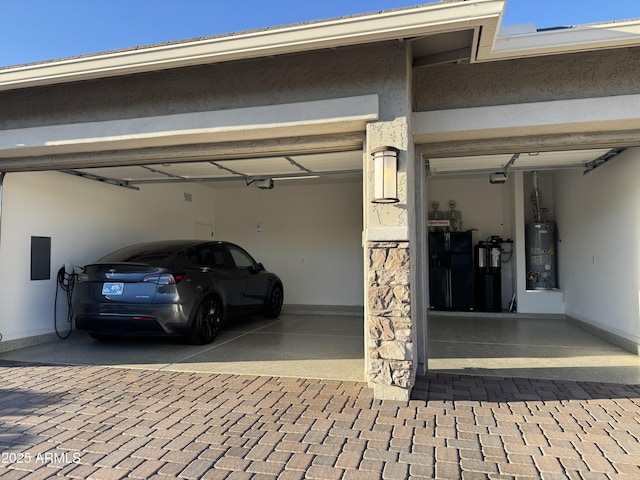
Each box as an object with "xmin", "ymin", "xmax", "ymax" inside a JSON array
[{"xmin": 525, "ymin": 222, "xmax": 558, "ymax": 290}]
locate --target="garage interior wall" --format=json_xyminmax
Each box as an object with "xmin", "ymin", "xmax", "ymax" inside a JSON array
[
  {"xmin": 0, "ymin": 171, "xmax": 216, "ymax": 342},
  {"xmin": 554, "ymin": 148, "xmax": 640, "ymax": 350},
  {"xmin": 427, "ymin": 175, "xmax": 515, "ymax": 310},
  {"xmin": 214, "ymin": 179, "xmax": 364, "ymax": 308}
]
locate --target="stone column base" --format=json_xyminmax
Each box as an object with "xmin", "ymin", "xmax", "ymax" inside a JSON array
[
  {"xmin": 372, "ymin": 383, "xmax": 411, "ymax": 402},
  {"xmin": 367, "ymin": 241, "xmax": 415, "ymax": 400}
]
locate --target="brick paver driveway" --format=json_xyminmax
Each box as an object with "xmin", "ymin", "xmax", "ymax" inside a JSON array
[{"xmin": 1, "ymin": 361, "xmax": 639, "ymax": 479}]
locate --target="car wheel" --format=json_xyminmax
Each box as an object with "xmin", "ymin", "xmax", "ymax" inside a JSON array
[
  {"xmin": 189, "ymin": 296, "xmax": 223, "ymax": 344},
  {"xmin": 265, "ymin": 283, "xmax": 283, "ymax": 319}
]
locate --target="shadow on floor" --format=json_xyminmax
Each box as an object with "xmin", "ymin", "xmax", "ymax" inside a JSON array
[{"xmin": 412, "ymin": 371, "xmax": 640, "ymax": 403}]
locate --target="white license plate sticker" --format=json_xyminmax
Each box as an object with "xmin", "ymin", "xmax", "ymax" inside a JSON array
[{"xmin": 102, "ymin": 282, "xmax": 124, "ymax": 296}]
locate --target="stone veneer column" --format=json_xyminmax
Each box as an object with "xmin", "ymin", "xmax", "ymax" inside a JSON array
[
  {"xmin": 365, "ymin": 106, "xmax": 416, "ymax": 400},
  {"xmin": 367, "ymin": 241, "xmax": 414, "ymax": 400}
]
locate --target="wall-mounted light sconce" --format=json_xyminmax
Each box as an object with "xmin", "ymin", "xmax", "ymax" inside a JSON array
[{"xmin": 371, "ymin": 146, "xmax": 399, "ymax": 204}]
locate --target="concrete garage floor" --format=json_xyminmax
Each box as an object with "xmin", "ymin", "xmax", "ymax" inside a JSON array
[
  {"xmin": 2, "ymin": 312, "xmax": 639, "ymax": 386},
  {"xmin": 427, "ymin": 313, "xmax": 640, "ymax": 384},
  {"xmin": 0, "ymin": 313, "xmax": 366, "ymax": 382}
]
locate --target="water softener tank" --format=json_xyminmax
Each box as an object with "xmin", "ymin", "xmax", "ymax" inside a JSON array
[
  {"xmin": 525, "ymin": 222, "xmax": 558, "ymax": 290},
  {"xmin": 474, "ymin": 238, "xmax": 503, "ymax": 312}
]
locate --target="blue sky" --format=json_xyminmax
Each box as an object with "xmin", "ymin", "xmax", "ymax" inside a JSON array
[{"xmin": 0, "ymin": 0, "xmax": 638, "ymax": 67}]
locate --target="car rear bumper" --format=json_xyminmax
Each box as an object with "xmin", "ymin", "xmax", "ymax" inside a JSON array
[
  {"xmin": 75, "ymin": 315, "xmax": 167, "ymax": 335},
  {"xmin": 74, "ymin": 303, "xmax": 191, "ymax": 336}
]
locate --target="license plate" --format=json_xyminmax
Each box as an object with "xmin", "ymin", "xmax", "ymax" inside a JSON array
[{"xmin": 102, "ymin": 282, "xmax": 124, "ymax": 296}]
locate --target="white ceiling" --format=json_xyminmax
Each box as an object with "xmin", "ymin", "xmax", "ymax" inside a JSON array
[
  {"xmin": 427, "ymin": 148, "xmax": 617, "ymax": 176},
  {"xmin": 68, "ymin": 150, "xmax": 363, "ymax": 188},
  {"xmin": 66, "ymin": 147, "xmax": 625, "ymax": 190}
]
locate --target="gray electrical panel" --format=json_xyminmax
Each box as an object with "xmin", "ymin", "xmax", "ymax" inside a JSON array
[{"xmin": 31, "ymin": 236, "xmax": 51, "ymax": 281}]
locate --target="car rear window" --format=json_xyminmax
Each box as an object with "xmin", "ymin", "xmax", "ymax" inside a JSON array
[{"xmin": 98, "ymin": 243, "xmax": 187, "ymax": 264}]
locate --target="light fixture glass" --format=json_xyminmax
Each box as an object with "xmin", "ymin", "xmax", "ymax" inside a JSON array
[{"xmin": 371, "ymin": 146, "xmax": 399, "ymax": 203}]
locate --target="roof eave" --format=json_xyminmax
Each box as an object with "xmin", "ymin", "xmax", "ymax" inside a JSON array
[
  {"xmin": 477, "ymin": 18, "xmax": 640, "ymax": 62},
  {"xmin": 0, "ymin": 0, "xmax": 505, "ymax": 92}
]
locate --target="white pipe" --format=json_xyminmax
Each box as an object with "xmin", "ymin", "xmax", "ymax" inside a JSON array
[{"xmin": 533, "ymin": 171, "xmax": 542, "ymax": 223}]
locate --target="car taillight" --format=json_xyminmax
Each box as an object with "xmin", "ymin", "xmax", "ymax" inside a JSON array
[{"xmin": 141, "ymin": 273, "xmax": 184, "ymax": 285}]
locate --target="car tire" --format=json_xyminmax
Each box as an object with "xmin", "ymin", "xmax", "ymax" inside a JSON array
[
  {"xmin": 188, "ymin": 296, "xmax": 223, "ymax": 345},
  {"xmin": 264, "ymin": 283, "xmax": 283, "ymax": 319}
]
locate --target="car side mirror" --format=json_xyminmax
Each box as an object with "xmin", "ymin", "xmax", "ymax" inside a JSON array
[{"xmin": 248, "ymin": 263, "xmax": 265, "ymax": 274}]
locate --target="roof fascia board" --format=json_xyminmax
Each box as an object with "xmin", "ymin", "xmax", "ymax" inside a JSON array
[
  {"xmin": 0, "ymin": 1, "xmax": 505, "ymax": 91},
  {"xmin": 477, "ymin": 19, "xmax": 640, "ymax": 61}
]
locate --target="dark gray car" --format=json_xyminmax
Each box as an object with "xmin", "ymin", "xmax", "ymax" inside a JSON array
[{"xmin": 73, "ymin": 240, "xmax": 283, "ymax": 344}]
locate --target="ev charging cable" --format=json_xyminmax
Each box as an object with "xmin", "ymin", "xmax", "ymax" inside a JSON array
[{"xmin": 54, "ymin": 263, "xmax": 76, "ymax": 339}]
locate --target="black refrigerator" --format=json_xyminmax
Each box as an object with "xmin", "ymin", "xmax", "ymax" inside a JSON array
[{"xmin": 429, "ymin": 231, "xmax": 474, "ymax": 311}]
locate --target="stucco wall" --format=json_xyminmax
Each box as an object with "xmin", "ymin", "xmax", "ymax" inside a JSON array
[
  {"xmin": 1, "ymin": 41, "xmax": 409, "ymax": 130},
  {"xmin": 414, "ymin": 46, "xmax": 640, "ymax": 111},
  {"xmin": 214, "ymin": 179, "xmax": 364, "ymax": 307},
  {"xmin": 553, "ymin": 148, "xmax": 640, "ymax": 344},
  {"xmin": 0, "ymin": 171, "xmax": 216, "ymax": 342}
]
